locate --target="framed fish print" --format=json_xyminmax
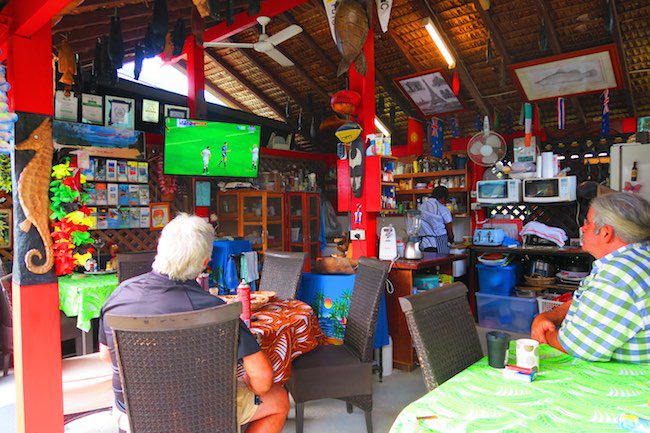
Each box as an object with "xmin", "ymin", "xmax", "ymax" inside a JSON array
[
  {"xmin": 163, "ymin": 104, "xmax": 189, "ymax": 119},
  {"xmin": 508, "ymin": 44, "xmax": 623, "ymax": 102},
  {"xmin": 0, "ymin": 208, "xmax": 11, "ymax": 249},
  {"xmin": 149, "ymin": 202, "xmax": 170, "ymax": 231},
  {"xmin": 105, "ymin": 95, "xmax": 135, "ymax": 129},
  {"xmin": 394, "ymin": 69, "xmax": 464, "ymax": 118}
]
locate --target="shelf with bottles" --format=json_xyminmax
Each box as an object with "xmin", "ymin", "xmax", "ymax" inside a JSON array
[{"xmin": 394, "ymin": 169, "xmax": 467, "ymax": 180}]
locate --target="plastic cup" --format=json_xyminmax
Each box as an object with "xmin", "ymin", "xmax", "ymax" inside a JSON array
[{"xmin": 486, "ymin": 331, "xmax": 510, "ymax": 368}]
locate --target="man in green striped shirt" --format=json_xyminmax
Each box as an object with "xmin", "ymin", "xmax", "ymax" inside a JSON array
[{"xmin": 532, "ymin": 192, "xmax": 650, "ymax": 363}]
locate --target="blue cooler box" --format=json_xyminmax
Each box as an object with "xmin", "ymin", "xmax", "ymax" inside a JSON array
[
  {"xmin": 413, "ymin": 274, "xmax": 439, "ymax": 292},
  {"xmin": 476, "ymin": 263, "xmax": 520, "ymax": 295},
  {"xmin": 476, "ymin": 292, "xmax": 539, "ymax": 333}
]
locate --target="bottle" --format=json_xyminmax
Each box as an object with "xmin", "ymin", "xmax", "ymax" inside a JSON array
[
  {"xmin": 237, "ymin": 279, "xmax": 251, "ymax": 327},
  {"xmin": 631, "ymin": 161, "xmax": 638, "ymax": 182}
]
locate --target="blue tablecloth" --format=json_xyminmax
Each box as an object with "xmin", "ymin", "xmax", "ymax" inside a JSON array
[
  {"xmin": 298, "ymin": 273, "xmax": 389, "ymax": 349},
  {"xmin": 210, "ymin": 240, "xmax": 253, "ymax": 293}
]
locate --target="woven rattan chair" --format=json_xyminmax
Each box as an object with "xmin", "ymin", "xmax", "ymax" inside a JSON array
[
  {"xmin": 287, "ymin": 257, "xmax": 390, "ymax": 433},
  {"xmin": 117, "ymin": 251, "xmax": 157, "ymax": 283},
  {"xmin": 258, "ymin": 250, "xmax": 307, "ymax": 300},
  {"xmin": 0, "ymin": 276, "xmax": 12, "ymax": 376},
  {"xmin": 399, "ymin": 283, "xmax": 483, "ymax": 391},
  {"xmin": 106, "ymin": 302, "xmax": 242, "ymax": 433}
]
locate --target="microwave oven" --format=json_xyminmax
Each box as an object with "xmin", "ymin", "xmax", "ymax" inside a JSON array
[
  {"xmin": 476, "ymin": 179, "xmax": 522, "ymax": 204},
  {"xmin": 522, "ymin": 176, "xmax": 577, "ymax": 203}
]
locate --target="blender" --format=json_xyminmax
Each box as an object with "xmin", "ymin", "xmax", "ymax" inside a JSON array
[{"xmin": 404, "ymin": 210, "xmax": 423, "ymax": 259}]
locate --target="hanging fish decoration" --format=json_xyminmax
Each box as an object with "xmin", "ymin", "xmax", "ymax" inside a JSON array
[
  {"xmin": 208, "ymin": 0, "xmax": 222, "ymax": 21},
  {"xmin": 539, "ymin": 18, "xmax": 548, "ymax": 52},
  {"xmin": 108, "ymin": 11, "xmax": 124, "ymax": 70},
  {"xmin": 74, "ymin": 53, "xmax": 84, "ymax": 92},
  {"xmin": 297, "ymin": 108, "xmax": 303, "ymax": 131},
  {"xmin": 248, "ymin": 0, "xmax": 261, "ymax": 16},
  {"xmin": 191, "ymin": 5, "xmax": 205, "ymax": 45},
  {"xmin": 376, "ymin": 95, "xmax": 385, "ymax": 114},
  {"xmin": 100, "ymin": 36, "xmax": 116, "ymax": 85},
  {"xmin": 349, "ymin": 135, "xmax": 365, "ymax": 198},
  {"xmin": 307, "ymin": 92, "xmax": 314, "ymax": 112},
  {"xmin": 323, "ymin": 0, "xmax": 339, "ymax": 43},
  {"xmin": 171, "ymin": 19, "xmax": 186, "ymax": 57},
  {"xmin": 57, "ymin": 39, "xmax": 76, "ymax": 87},
  {"xmin": 334, "ymin": 0, "xmax": 370, "ymax": 77},
  {"xmin": 486, "ymin": 36, "xmax": 493, "ymax": 63},
  {"xmin": 192, "ymin": 0, "xmax": 210, "ymax": 18},
  {"xmin": 285, "ymin": 99, "xmax": 292, "ymax": 119},
  {"xmin": 389, "ymin": 105, "xmax": 396, "ymax": 131},
  {"xmin": 152, "ymin": 0, "xmax": 168, "ymax": 38},
  {"xmin": 310, "ymin": 115, "xmax": 319, "ymax": 140},
  {"xmin": 226, "ymin": 0, "xmax": 234, "ymax": 25},
  {"xmin": 499, "ymin": 58, "xmax": 507, "ymax": 87},
  {"xmin": 604, "ymin": 0, "xmax": 614, "ymax": 34},
  {"xmin": 134, "ymin": 42, "xmax": 144, "ymax": 80},
  {"xmin": 144, "ymin": 23, "xmax": 156, "ymax": 58},
  {"xmin": 163, "ymin": 32, "xmax": 174, "ymax": 60},
  {"xmin": 92, "ymin": 38, "xmax": 102, "ymax": 83},
  {"xmin": 375, "ymin": 0, "xmax": 392, "ymax": 33}
]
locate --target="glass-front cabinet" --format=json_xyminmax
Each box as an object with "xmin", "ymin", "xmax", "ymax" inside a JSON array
[{"xmin": 285, "ymin": 192, "xmax": 320, "ymax": 271}]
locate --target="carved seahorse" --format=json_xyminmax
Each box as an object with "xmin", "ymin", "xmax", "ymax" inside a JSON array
[{"xmin": 15, "ymin": 119, "xmax": 54, "ymax": 274}]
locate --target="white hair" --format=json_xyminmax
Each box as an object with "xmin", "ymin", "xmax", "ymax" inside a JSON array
[
  {"xmin": 590, "ymin": 192, "xmax": 650, "ymax": 243},
  {"xmin": 152, "ymin": 213, "xmax": 214, "ymax": 280}
]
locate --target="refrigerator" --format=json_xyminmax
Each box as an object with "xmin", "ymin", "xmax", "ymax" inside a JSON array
[{"xmin": 610, "ymin": 143, "xmax": 650, "ymax": 203}]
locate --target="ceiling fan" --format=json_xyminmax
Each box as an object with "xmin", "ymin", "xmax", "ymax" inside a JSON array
[{"xmin": 203, "ymin": 16, "xmax": 302, "ymax": 67}]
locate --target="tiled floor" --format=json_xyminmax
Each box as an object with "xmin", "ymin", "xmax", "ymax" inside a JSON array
[{"xmin": 0, "ymin": 368, "xmax": 428, "ymax": 433}]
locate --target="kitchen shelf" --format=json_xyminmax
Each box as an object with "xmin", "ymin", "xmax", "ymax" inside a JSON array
[
  {"xmin": 394, "ymin": 169, "xmax": 466, "ymax": 179},
  {"xmin": 381, "ymin": 182, "xmax": 398, "ymax": 186},
  {"xmin": 396, "ymin": 188, "xmax": 468, "ymax": 194},
  {"xmin": 381, "ymin": 155, "xmax": 398, "ymax": 161},
  {"xmin": 380, "ymin": 208, "xmax": 400, "ymax": 213}
]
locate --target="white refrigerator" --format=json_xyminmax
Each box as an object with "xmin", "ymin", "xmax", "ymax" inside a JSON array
[{"xmin": 610, "ymin": 143, "xmax": 650, "ymax": 203}]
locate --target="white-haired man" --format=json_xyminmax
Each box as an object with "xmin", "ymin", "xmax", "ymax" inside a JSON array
[
  {"xmin": 99, "ymin": 214, "xmax": 289, "ymax": 432},
  {"xmin": 531, "ymin": 192, "xmax": 650, "ymax": 363}
]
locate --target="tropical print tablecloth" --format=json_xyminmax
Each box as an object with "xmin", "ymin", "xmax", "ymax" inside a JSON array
[
  {"xmin": 390, "ymin": 344, "xmax": 650, "ymax": 433},
  {"xmin": 249, "ymin": 299, "xmax": 323, "ymax": 384},
  {"xmin": 59, "ymin": 273, "xmax": 119, "ymax": 332}
]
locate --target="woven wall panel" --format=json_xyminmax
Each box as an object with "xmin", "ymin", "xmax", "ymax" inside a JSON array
[{"xmin": 489, "ymin": 203, "xmax": 580, "ymax": 239}]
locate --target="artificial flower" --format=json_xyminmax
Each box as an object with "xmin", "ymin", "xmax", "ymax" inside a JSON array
[
  {"xmin": 51, "ymin": 161, "xmax": 72, "ymax": 180},
  {"xmin": 73, "ymin": 252, "xmax": 92, "ymax": 266}
]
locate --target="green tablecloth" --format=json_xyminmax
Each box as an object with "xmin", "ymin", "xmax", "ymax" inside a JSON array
[
  {"xmin": 390, "ymin": 344, "xmax": 650, "ymax": 433},
  {"xmin": 59, "ymin": 273, "xmax": 119, "ymax": 332}
]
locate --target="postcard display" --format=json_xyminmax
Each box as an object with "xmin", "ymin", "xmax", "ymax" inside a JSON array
[{"xmin": 82, "ymin": 157, "xmax": 150, "ymax": 229}]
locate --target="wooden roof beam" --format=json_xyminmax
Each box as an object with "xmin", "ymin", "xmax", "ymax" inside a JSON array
[
  {"xmin": 533, "ymin": 0, "xmax": 587, "ymax": 123},
  {"xmin": 413, "ymin": 0, "xmax": 490, "ymax": 115},
  {"xmin": 471, "ymin": 0, "xmax": 511, "ymax": 65},
  {"xmin": 609, "ymin": 0, "xmax": 637, "ymax": 117}
]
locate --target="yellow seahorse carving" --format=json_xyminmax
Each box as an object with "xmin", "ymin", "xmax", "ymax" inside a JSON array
[{"xmin": 15, "ymin": 119, "xmax": 54, "ymax": 274}]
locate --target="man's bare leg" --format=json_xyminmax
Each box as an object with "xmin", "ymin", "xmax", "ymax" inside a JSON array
[{"xmin": 245, "ymin": 384, "xmax": 290, "ymax": 433}]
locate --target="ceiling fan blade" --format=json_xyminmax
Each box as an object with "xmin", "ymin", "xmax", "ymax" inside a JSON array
[
  {"xmin": 264, "ymin": 48, "xmax": 294, "ymax": 67},
  {"xmin": 266, "ymin": 25, "xmax": 303, "ymax": 46},
  {"xmin": 203, "ymin": 42, "xmax": 255, "ymax": 49}
]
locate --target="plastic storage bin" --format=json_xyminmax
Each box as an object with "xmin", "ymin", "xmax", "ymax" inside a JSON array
[
  {"xmin": 476, "ymin": 292, "xmax": 539, "ymax": 333},
  {"xmin": 413, "ymin": 274, "xmax": 439, "ymax": 291},
  {"xmin": 476, "ymin": 263, "xmax": 520, "ymax": 296}
]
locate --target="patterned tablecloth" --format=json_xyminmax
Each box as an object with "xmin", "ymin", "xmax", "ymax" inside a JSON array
[
  {"xmin": 390, "ymin": 344, "xmax": 650, "ymax": 433},
  {"xmin": 249, "ymin": 299, "xmax": 324, "ymax": 385},
  {"xmin": 59, "ymin": 273, "xmax": 119, "ymax": 332}
]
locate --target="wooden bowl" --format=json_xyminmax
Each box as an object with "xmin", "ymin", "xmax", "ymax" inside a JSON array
[{"xmin": 524, "ymin": 275, "xmax": 557, "ymax": 286}]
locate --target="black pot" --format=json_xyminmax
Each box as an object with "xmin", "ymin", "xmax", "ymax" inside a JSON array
[{"xmin": 525, "ymin": 259, "xmax": 556, "ymax": 277}]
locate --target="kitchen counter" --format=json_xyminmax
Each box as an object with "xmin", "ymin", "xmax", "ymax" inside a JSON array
[
  {"xmin": 392, "ymin": 252, "xmax": 468, "ymax": 270},
  {"xmin": 470, "ymin": 245, "xmax": 591, "ymax": 256}
]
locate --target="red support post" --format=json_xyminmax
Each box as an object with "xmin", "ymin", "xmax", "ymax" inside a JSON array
[
  {"xmin": 186, "ymin": 35, "xmax": 206, "ymax": 119},
  {"xmin": 6, "ymin": 23, "xmax": 64, "ymax": 433}
]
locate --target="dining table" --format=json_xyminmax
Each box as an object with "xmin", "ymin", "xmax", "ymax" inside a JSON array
[
  {"xmin": 58, "ymin": 272, "xmax": 119, "ymax": 332},
  {"xmin": 248, "ymin": 298, "xmax": 324, "ymax": 385},
  {"xmin": 390, "ymin": 344, "xmax": 650, "ymax": 433}
]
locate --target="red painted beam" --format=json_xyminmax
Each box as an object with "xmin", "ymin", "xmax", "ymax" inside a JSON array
[
  {"xmin": 186, "ymin": 35, "xmax": 206, "ymax": 119},
  {"xmin": 8, "ymin": 0, "xmax": 74, "ymax": 37}
]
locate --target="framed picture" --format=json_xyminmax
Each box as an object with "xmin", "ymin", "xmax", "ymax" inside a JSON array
[
  {"xmin": 394, "ymin": 69, "xmax": 464, "ymax": 118},
  {"xmin": 149, "ymin": 202, "xmax": 170, "ymax": 230},
  {"xmin": 105, "ymin": 95, "xmax": 135, "ymax": 129},
  {"xmin": 637, "ymin": 116, "xmax": 650, "ymax": 133},
  {"xmin": 0, "ymin": 209, "xmax": 11, "ymax": 249},
  {"xmin": 142, "ymin": 99, "xmax": 160, "ymax": 123},
  {"xmin": 54, "ymin": 90, "xmax": 79, "ymax": 122},
  {"xmin": 81, "ymin": 93, "xmax": 104, "ymax": 125},
  {"xmin": 163, "ymin": 104, "xmax": 189, "ymax": 119},
  {"xmin": 508, "ymin": 44, "xmax": 623, "ymax": 102}
]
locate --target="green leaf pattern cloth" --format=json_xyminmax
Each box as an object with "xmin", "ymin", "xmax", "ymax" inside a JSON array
[
  {"xmin": 390, "ymin": 344, "xmax": 650, "ymax": 433},
  {"xmin": 59, "ymin": 274, "xmax": 119, "ymax": 332}
]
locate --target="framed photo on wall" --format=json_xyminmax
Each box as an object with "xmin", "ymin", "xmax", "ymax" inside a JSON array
[
  {"xmin": 0, "ymin": 208, "xmax": 12, "ymax": 249},
  {"xmin": 163, "ymin": 104, "xmax": 190, "ymax": 119},
  {"xmin": 394, "ymin": 68, "xmax": 464, "ymax": 118},
  {"xmin": 149, "ymin": 202, "xmax": 170, "ymax": 230},
  {"xmin": 105, "ymin": 95, "xmax": 135, "ymax": 129},
  {"xmin": 81, "ymin": 93, "xmax": 104, "ymax": 125},
  {"xmin": 508, "ymin": 44, "xmax": 623, "ymax": 102}
]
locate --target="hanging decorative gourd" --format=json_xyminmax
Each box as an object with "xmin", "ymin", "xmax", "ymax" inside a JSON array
[{"xmin": 330, "ymin": 90, "xmax": 361, "ymax": 116}]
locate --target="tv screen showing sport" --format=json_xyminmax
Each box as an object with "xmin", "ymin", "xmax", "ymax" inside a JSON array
[{"xmin": 164, "ymin": 118, "xmax": 262, "ymax": 178}]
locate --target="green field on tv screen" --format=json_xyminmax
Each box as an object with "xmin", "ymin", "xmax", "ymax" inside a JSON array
[{"xmin": 164, "ymin": 118, "xmax": 261, "ymax": 177}]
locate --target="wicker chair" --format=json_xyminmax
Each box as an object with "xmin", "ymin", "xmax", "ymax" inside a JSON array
[
  {"xmin": 106, "ymin": 302, "xmax": 242, "ymax": 433},
  {"xmin": 258, "ymin": 250, "xmax": 307, "ymax": 300},
  {"xmin": 287, "ymin": 257, "xmax": 390, "ymax": 433},
  {"xmin": 399, "ymin": 283, "xmax": 483, "ymax": 391},
  {"xmin": 117, "ymin": 251, "xmax": 157, "ymax": 283},
  {"xmin": 0, "ymin": 276, "xmax": 12, "ymax": 376}
]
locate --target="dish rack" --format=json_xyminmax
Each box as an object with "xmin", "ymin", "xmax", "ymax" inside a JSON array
[{"xmin": 537, "ymin": 297, "xmax": 564, "ymax": 313}]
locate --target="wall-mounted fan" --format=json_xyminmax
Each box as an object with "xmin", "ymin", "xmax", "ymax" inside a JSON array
[
  {"xmin": 467, "ymin": 116, "xmax": 507, "ymax": 166},
  {"xmin": 203, "ymin": 16, "xmax": 302, "ymax": 67}
]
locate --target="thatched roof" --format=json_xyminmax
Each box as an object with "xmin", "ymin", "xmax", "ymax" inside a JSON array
[{"xmin": 52, "ymin": 0, "xmax": 650, "ymax": 150}]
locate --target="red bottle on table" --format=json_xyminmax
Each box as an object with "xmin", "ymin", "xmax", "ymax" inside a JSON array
[{"xmin": 237, "ymin": 279, "xmax": 251, "ymax": 327}]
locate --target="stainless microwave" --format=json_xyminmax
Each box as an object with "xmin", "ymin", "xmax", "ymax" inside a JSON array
[
  {"xmin": 522, "ymin": 176, "xmax": 577, "ymax": 203},
  {"xmin": 476, "ymin": 179, "xmax": 522, "ymax": 204}
]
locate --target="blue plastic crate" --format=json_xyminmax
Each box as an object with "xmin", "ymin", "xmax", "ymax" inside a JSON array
[
  {"xmin": 476, "ymin": 292, "xmax": 539, "ymax": 334},
  {"xmin": 476, "ymin": 262, "xmax": 520, "ymax": 295}
]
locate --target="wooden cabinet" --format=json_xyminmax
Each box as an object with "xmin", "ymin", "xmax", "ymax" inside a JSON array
[
  {"xmin": 394, "ymin": 168, "xmax": 470, "ymax": 217},
  {"xmin": 217, "ymin": 190, "xmax": 285, "ymax": 253},
  {"xmin": 285, "ymin": 192, "xmax": 320, "ymax": 271}
]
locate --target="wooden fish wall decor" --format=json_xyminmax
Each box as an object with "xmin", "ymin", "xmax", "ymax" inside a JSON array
[
  {"xmin": 57, "ymin": 40, "xmax": 76, "ymax": 87},
  {"xmin": 134, "ymin": 42, "xmax": 144, "ymax": 80},
  {"xmin": 191, "ymin": 5, "xmax": 205, "ymax": 45},
  {"xmin": 349, "ymin": 135, "xmax": 365, "ymax": 198},
  {"xmin": 152, "ymin": 0, "xmax": 168, "ymax": 38},
  {"xmin": 171, "ymin": 18, "xmax": 186, "ymax": 57},
  {"xmin": 108, "ymin": 11, "xmax": 124, "ymax": 70},
  {"xmin": 192, "ymin": 0, "xmax": 210, "ymax": 18},
  {"xmin": 334, "ymin": 0, "xmax": 370, "ymax": 76}
]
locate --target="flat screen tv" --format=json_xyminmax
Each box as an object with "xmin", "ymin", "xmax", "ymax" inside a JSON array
[{"xmin": 164, "ymin": 118, "xmax": 262, "ymax": 177}]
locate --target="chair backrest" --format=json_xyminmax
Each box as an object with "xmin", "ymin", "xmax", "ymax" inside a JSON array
[
  {"xmin": 343, "ymin": 257, "xmax": 390, "ymax": 363},
  {"xmin": 0, "ymin": 274, "xmax": 12, "ymax": 351},
  {"xmin": 259, "ymin": 250, "xmax": 307, "ymax": 300},
  {"xmin": 117, "ymin": 251, "xmax": 157, "ymax": 283},
  {"xmin": 399, "ymin": 283, "xmax": 483, "ymax": 391},
  {"xmin": 0, "ymin": 274, "xmax": 11, "ymax": 308},
  {"xmin": 106, "ymin": 302, "xmax": 242, "ymax": 433}
]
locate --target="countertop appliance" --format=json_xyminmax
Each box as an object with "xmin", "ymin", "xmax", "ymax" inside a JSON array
[
  {"xmin": 477, "ymin": 179, "xmax": 522, "ymax": 204},
  {"xmin": 473, "ymin": 228, "xmax": 505, "ymax": 246},
  {"xmin": 522, "ymin": 176, "xmax": 577, "ymax": 203},
  {"xmin": 610, "ymin": 142, "xmax": 649, "ymax": 202},
  {"xmin": 404, "ymin": 210, "xmax": 423, "ymax": 259}
]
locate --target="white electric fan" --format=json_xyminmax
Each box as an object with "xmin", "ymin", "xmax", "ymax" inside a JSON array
[
  {"xmin": 203, "ymin": 16, "xmax": 302, "ymax": 67},
  {"xmin": 467, "ymin": 116, "xmax": 507, "ymax": 167}
]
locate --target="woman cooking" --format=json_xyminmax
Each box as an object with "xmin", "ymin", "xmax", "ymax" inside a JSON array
[{"xmin": 418, "ymin": 186, "xmax": 454, "ymax": 254}]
